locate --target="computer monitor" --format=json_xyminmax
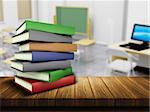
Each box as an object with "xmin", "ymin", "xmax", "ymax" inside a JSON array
[{"xmin": 131, "ymin": 24, "xmax": 150, "ymax": 46}]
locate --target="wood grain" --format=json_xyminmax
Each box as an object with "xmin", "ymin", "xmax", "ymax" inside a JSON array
[
  {"xmin": 0, "ymin": 78, "xmax": 15, "ymax": 98},
  {"xmin": 115, "ymin": 77, "xmax": 149, "ymax": 107},
  {"xmin": 74, "ymin": 77, "xmax": 95, "ymax": 106},
  {"xmin": 102, "ymin": 77, "xmax": 135, "ymax": 98},
  {"xmin": 0, "ymin": 78, "xmax": 13, "ymax": 94},
  {"xmin": 0, "ymin": 77, "xmax": 149, "ymax": 107},
  {"xmin": 88, "ymin": 77, "xmax": 114, "ymax": 106},
  {"xmin": 115, "ymin": 77, "xmax": 149, "ymax": 98},
  {"xmin": 75, "ymin": 77, "xmax": 94, "ymax": 99},
  {"xmin": 128, "ymin": 77, "xmax": 149, "ymax": 90},
  {"xmin": 34, "ymin": 89, "xmax": 58, "ymax": 107},
  {"xmin": 102, "ymin": 77, "xmax": 136, "ymax": 106},
  {"xmin": 55, "ymin": 84, "xmax": 75, "ymax": 106}
]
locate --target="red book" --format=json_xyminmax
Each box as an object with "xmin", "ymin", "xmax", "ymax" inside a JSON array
[{"xmin": 15, "ymin": 75, "xmax": 75, "ymax": 94}]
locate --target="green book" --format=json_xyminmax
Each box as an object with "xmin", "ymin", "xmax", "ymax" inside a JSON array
[
  {"xmin": 16, "ymin": 67, "xmax": 73, "ymax": 82},
  {"xmin": 16, "ymin": 20, "xmax": 75, "ymax": 35}
]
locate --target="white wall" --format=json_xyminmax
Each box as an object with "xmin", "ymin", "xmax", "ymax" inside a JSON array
[
  {"xmin": 37, "ymin": 0, "xmax": 50, "ymax": 23},
  {"xmin": 61, "ymin": 0, "xmax": 125, "ymax": 45},
  {"xmin": 93, "ymin": 0, "xmax": 125, "ymax": 44},
  {"xmin": 0, "ymin": 0, "xmax": 149, "ymax": 45},
  {"xmin": 37, "ymin": 0, "xmax": 64, "ymax": 23},
  {"xmin": 0, "ymin": 0, "xmax": 38, "ymax": 30},
  {"xmin": 63, "ymin": 0, "xmax": 149, "ymax": 44},
  {"xmin": 0, "ymin": 0, "xmax": 126, "ymax": 44},
  {"xmin": 149, "ymin": 0, "xmax": 150, "ymax": 23},
  {"xmin": 125, "ymin": 0, "xmax": 149, "ymax": 40}
]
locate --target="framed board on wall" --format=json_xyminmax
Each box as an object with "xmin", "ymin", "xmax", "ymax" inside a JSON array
[
  {"xmin": 56, "ymin": 6, "xmax": 95, "ymax": 46},
  {"xmin": 56, "ymin": 7, "xmax": 88, "ymax": 34}
]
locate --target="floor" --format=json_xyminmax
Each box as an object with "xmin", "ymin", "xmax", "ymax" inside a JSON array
[
  {"xmin": 72, "ymin": 44, "xmax": 148, "ymax": 76},
  {"xmin": 72, "ymin": 44, "xmax": 108, "ymax": 76},
  {"xmin": 0, "ymin": 43, "xmax": 149, "ymax": 77}
]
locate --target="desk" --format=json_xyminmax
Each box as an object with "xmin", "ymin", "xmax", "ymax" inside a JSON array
[
  {"xmin": 109, "ymin": 40, "xmax": 150, "ymax": 68},
  {"xmin": 0, "ymin": 77, "xmax": 149, "ymax": 111},
  {"xmin": 109, "ymin": 40, "xmax": 150, "ymax": 56}
]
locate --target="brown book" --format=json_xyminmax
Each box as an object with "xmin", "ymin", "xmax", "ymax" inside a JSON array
[{"xmin": 19, "ymin": 42, "xmax": 77, "ymax": 52}]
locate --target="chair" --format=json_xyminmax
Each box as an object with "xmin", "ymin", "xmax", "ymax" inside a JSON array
[{"xmin": 107, "ymin": 48, "xmax": 137, "ymax": 76}]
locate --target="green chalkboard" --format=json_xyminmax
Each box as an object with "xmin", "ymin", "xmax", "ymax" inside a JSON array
[{"xmin": 56, "ymin": 7, "xmax": 88, "ymax": 33}]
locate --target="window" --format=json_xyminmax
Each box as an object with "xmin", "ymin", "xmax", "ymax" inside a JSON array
[
  {"xmin": 0, "ymin": 0, "xmax": 3, "ymax": 21},
  {"xmin": 17, "ymin": 0, "xmax": 32, "ymax": 19}
]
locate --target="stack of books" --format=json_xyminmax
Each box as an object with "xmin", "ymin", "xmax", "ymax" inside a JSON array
[{"xmin": 11, "ymin": 20, "xmax": 77, "ymax": 94}]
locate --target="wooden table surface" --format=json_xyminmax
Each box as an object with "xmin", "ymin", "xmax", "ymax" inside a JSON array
[{"xmin": 0, "ymin": 77, "xmax": 149, "ymax": 108}]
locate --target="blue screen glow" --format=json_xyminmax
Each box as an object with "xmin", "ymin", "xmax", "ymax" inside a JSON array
[{"xmin": 132, "ymin": 25, "xmax": 150, "ymax": 42}]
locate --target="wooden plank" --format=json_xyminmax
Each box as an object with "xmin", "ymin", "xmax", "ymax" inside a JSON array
[
  {"xmin": 74, "ymin": 77, "xmax": 95, "ymax": 106},
  {"xmin": 0, "ymin": 77, "xmax": 149, "ymax": 108},
  {"xmin": 0, "ymin": 78, "xmax": 37, "ymax": 107},
  {"xmin": 0, "ymin": 78, "xmax": 13, "ymax": 95},
  {"xmin": 128, "ymin": 77, "xmax": 149, "ymax": 107},
  {"xmin": 32, "ymin": 89, "xmax": 58, "ymax": 107},
  {"xmin": 0, "ymin": 78, "xmax": 5, "ymax": 81},
  {"xmin": 88, "ymin": 77, "xmax": 114, "ymax": 106},
  {"xmin": 1, "ymin": 79, "xmax": 26, "ymax": 107},
  {"xmin": 115, "ymin": 77, "xmax": 149, "ymax": 98},
  {"xmin": 75, "ymin": 77, "xmax": 94, "ymax": 99},
  {"xmin": 11, "ymin": 82, "xmax": 58, "ymax": 107},
  {"xmin": 128, "ymin": 77, "xmax": 149, "ymax": 90},
  {"xmin": 102, "ymin": 77, "xmax": 136, "ymax": 107},
  {"xmin": 56, "ymin": 85, "xmax": 74, "ymax": 99},
  {"xmin": 0, "ymin": 78, "xmax": 15, "ymax": 97},
  {"xmin": 1, "ymin": 78, "xmax": 34, "ymax": 99},
  {"xmin": 102, "ymin": 77, "xmax": 136, "ymax": 98},
  {"xmin": 36, "ymin": 89, "xmax": 57, "ymax": 99},
  {"xmin": 0, "ymin": 78, "xmax": 12, "ymax": 87},
  {"xmin": 55, "ymin": 84, "xmax": 75, "ymax": 106},
  {"xmin": 115, "ymin": 77, "xmax": 149, "ymax": 107},
  {"xmin": 12, "ymin": 90, "xmax": 38, "ymax": 107}
]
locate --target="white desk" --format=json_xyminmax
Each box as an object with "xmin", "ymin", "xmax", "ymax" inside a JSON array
[{"xmin": 109, "ymin": 40, "xmax": 150, "ymax": 68}]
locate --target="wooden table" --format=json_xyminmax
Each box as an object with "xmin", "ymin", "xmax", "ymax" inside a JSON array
[{"xmin": 0, "ymin": 77, "xmax": 149, "ymax": 111}]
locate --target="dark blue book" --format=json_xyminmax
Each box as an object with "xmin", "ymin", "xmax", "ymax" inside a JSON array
[{"xmin": 14, "ymin": 51, "xmax": 74, "ymax": 62}]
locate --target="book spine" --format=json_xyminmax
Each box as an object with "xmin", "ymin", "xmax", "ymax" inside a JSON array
[
  {"xmin": 16, "ymin": 67, "xmax": 73, "ymax": 82},
  {"xmin": 23, "ymin": 60, "xmax": 71, "ymax": 72},
  {"xmin": 32, "ymin": 75, "xmax": 75, "ymax": 93},
  {"xmin": 50, "ymin": 67, "xmax": 73, "ymax": 82},
  {"xmin": 26, "ymin": 21, "xmax": 75, "ymax": 35},
  {"xmin": 32, "ymin": 52, "xmax": 74, "ymax": 62},
  {"xmin": 29, "ymin": 43, "xmax": 77, "ymax": 52},
  {"xmin": 30, "ymin": 30, "xmax": 73, "ymax": 43}
]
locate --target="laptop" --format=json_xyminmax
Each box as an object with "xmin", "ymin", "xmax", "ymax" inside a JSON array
[{"xmin": 120, "ymin": 24, "xmax": 150, "ymax": 51}]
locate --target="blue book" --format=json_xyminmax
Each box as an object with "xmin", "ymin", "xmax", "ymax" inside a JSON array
[{"xmin": 14, "ymin": 51, "xmax": 74, "ymax": 62}]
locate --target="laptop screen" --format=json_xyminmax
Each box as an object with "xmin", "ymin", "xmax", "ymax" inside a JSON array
[{"xmin": 131, "ymin": 24, "xmax": 150, "ymax": 42}]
